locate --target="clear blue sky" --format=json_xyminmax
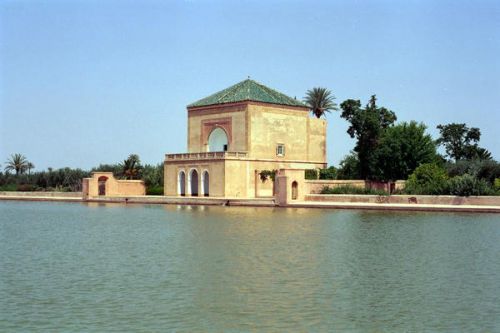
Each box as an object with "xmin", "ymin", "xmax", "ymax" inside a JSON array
[{"xmin": 1, "ymin": 0, "xmax": 499, "ymax": 170}]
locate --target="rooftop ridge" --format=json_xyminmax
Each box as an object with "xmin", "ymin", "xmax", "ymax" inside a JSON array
[{"xmin": 187, "ymin": 79, "xmax": 306, "ymax": 108}]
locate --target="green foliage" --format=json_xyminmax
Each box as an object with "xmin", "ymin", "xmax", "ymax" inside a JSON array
[
  {"xmin": 0, "ymin": 167, "xmax": 90, "ymax": 192},
  {"xmin": 371, "ymin": 121, "xmax": 437, "ymax": 181},
  {"xmin": 494, "ymin": 178, "xmax": 500, "ymax": 192},
  {"xmin": 0, "ymin": 183, "xmax": 18, "ymax": 191},
  {"xmin": 446, "ymin": 159, "xmax": 500, "ymax": 184},
  {"xmin": 305, "ymin": 167, "xmax": 338, "ymax": 180},
  {"xmin": 447, "ymin": 174, "xmax": 493, "ymax": 196},
  {"xmin": 320, "ymin": 185, "xmax": 387, "ymax": 196},
  {"xmin": 336, "ymin": 153, "xmax": 361, "ymax": 179},
  {"xmin": 404, "ymin": 163, "xmax": 449, "ymax": 195},
  {"xmin": 121, "ymin": 154, "xmax": 142, "ymax": 180},
  {"xmin": 146, "ymin": 185, "xmax": 164, "ymax": 195},
  {"xmin": 305, "ymin": 169, "xmax": 318, "ymax": 180},
  {"xmin": 436, "ymin": 123, "xmax": 492, "ymax": 161},
  {"xmin": 259, "ymin": 170, "xmax": 277, "ymax": 182},
  {"xmin": 339, "ymin": 96, "xmax": 397, "ymax": 179},
  {"xmin": 91, "ymin": 164, "xmax": 122, "ymax": 178},
  {"xmin": 303, "ymin": 87, "xmax": 338, "ymax": 118},
  {"xmin": 319, "ymin": 166, "xmax": 337, "ymax": 180},
  {"xmin": 142, "ymin": 164, "xmax": 164, "ymax": 187}
]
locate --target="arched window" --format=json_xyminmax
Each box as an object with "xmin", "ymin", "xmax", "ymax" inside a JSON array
[
  {"xmin": 202, "ymin": 171, "xmax": 209, "ymax": 197},
  {"xmin": 291, "ymin": 181, "xmax": 298, "ymax": 200},
  {"xmin": 98, "ymin": 176, "xmax": 108, "ymax": 196},
  {"xmin": 189, "ymin": 169, "xmax": 199, "ymax": 196},
  {"xmin": 208, "ymin": 127, "xmax": 228, "ymax": 152},
  {"xmin": 178, "ymin": 171, "xmax": 186, "ymax": 196}
]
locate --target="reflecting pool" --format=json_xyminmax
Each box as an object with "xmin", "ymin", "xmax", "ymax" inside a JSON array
[{"xmin": 1, "ymin": 201, "xmax": 499, "ymax": 331}]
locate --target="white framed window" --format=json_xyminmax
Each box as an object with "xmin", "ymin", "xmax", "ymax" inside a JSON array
[{"xmin": 276, "ymin": 144, "xmax": 285, "ymax": 157}]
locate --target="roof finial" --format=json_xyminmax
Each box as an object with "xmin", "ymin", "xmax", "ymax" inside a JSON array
[{"xmin": 247, "ymin": 75, "xmax": 250, "ymax": 80}]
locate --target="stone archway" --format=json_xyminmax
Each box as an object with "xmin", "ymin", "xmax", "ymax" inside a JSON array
[
  {"xmin": 202, "ymin": 170, "xmax": 209, "ymax": 197},
  {"xmin": 98, "ymin": 176, "xmax": 108, "ymax": 196},
  {"xmin": 189, "ymin": 169, "xmax": 199, "ymax": 196},
  {"xmin": 178, "ymin": 171, "xmax": 186, "ymax": 196},
  {"xmin": 208, "ymin": 127, "xmax": 228, "ymax": 152}
]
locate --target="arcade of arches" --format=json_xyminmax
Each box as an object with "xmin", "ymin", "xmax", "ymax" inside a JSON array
[{"xmin": 178, "ymin": 169, "xmax": 210, "ymax": 197}]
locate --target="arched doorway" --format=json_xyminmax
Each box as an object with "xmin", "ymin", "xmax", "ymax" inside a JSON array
[
  {"xmin": 178, "ymin": 171, "xmax": 186, "ymax": 196},
  {"xmin": 98, "ymin": 176, "xmax": 108, "ymax": 196},
  {"xmin": 189, "ymin": 169, "xmax": 199, "ymax": 196},
  {"xmin": 291, "ymin": 181, "xmax": 298, "ymax": 200},
  {"xmin": 202, "ymin": 171, "xmax": 209, "ymax": 197},
  {"xmin": 208, "ymin": 127, "xmax": 228, "ymax": 152}
]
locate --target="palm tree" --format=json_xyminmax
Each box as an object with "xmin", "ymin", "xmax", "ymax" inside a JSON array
[
  {"xmin": 121, "ymin": 154, "xmax": 142, "ymax": 180},
  {"xmin": 303, "ymin": 87, "xmax": 338, "ymax": 118},
  {"xmin": 27, "ymin": 162, "xmax": 35, "ymax": 175},
  {"xmin": 4, "ymin": 153, "xmax": 29, "ymax": 175}
]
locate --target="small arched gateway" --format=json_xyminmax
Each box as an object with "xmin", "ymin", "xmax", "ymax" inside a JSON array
[
  {"xmin": 189, "ymin": 169, "xmax": 199, "ymax": 196},
  {"xmin": 98, "ymin": 176, "xmax": 108, "ymax": 196},
  {"xmin": 202, "ymin": 170, "xmax": 209, "ymax": 197},
  {"xmin": 291, "ymin": 181, "xmax": 298, "ymax": 200},
  {"xmin": 178, "ymin": 171, "xmax": 186, "ymax": 196}
]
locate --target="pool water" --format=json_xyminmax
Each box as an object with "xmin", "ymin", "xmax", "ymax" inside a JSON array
[{"xmin": 1, "ymin": 201, "xmax": 499, "ymax": 331}]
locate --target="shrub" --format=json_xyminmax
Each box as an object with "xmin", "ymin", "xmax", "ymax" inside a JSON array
[
  {"xmin": 319, "ymin": 166, "xmax": 337, "ymax": 180},
  {"xmin": 16, "ymin": 184, "xmax": 37, "ymax": 192},
  {"xmin": 337, "ymin": 153, "xmax": 361, "ymax": 180},
  {"xmin": 320, "ymin": 185, "xmax": 387, "ymax": 196},
  {"xmin": 495, "ymin": 178, "xmax": 500, "ymax": 192},
  {"xmin": 0, "ymin": 184, "xmax": 17, "ymax": 191},
  {"xmin": 305, "ymin": 169, "xmax": 318, "ymax": 180},
  {"xmin": 146, "ymin": 185, "xmax": 164, "ymax": 195},
  {"xmin": 404, "ymin": 163, "xmax": 448, "ymax": 195},
  {"xmin": 447, "ymin": 174, "xmax": 493, "ymax": 196},
  {"xmin": 446, "ymin": 159, "xmax": 500, "ymax": 184}
]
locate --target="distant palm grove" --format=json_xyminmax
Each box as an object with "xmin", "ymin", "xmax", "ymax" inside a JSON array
[
  {"xmin": 0, "ymin": 154, "xmax": 163, "ymax": 195},
  {"xmin": 1, "ymin": 89, "xmax": 499, "ymax": 196}
]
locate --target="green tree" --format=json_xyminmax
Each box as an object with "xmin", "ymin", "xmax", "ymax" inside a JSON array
[
  {"xmin": 142, "ymin": 163, "xmax": 164, "ymax": 187},
  {"xmin": 436, "ymin": 123, "xmax": 492, "ymax": 161},
  {"xmin": 303, "ymin": 87, "xmax": 338, "ymax": 118},
  {"xmin": 121, "ymin": 154, "xmax": 142, "ymax": 180},
  {"xmin": 336, "ymin": 152, "xmax": 362, "ymax": 179},
  {"xmin": 27, "ymin": 162, "xmax": 35, "ymax": 175},
  {"xmin": 339, "ymin": 95, "xmax": 397, "ymax": 179},
  {"xmin": 372, "ymin": 121, "xmax": 437, "ymax": 181},
  {"xmin": 319, "ymin": 166, "xmax": 338, "ymax": 180},
  {"xmin": 405, "ymin": 163, "xmax": 449, "ymax": 195},
  {"xmin": 4, "ymin": 153, "xmax": 29, "ymax": 175}
]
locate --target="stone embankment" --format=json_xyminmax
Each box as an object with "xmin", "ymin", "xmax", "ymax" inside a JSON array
[{"xmin": 0, "ymin": 192, "xmax": 499, "ymax": 213}]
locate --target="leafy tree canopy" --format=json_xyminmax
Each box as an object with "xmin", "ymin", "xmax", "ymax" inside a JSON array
[
  {"xmin": 436, "ymin": 123, "xmax": 492, "ymax": 161},
  {"xmin": 336, "ymin": 152, "xmax": 362, "ymax": 180},
  {"xmin": 371, "ymin": 121, "xmax": 437, "ymax": 181},
  {"xmin": 339, "ymin": 95, "xmax": 396, "ymax": 179}
]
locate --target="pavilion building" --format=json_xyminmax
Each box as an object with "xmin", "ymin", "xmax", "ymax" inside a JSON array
[{"xmin": 164, "ymin": 79, "xmax": 327, "ymax": 198}]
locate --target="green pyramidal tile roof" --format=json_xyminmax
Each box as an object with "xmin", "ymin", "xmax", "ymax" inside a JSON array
[{"xmin": 188, "ymin": 79, "xmax": 307, "ymax": 108}]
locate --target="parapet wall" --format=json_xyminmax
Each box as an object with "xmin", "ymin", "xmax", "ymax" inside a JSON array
[
  {"xmin": 0, "ymin": 191, "xmax": 81, "ymax": 198},
  {"xmin": 305, "ymin": 180, "xmax": 366, "ymax": 194},
  {"xmin": 305, "ymin": 194, "xmax": 500, "ymax": 206}
]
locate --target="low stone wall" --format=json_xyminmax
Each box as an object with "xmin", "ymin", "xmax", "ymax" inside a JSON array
[
  {"xmin": 305, "ymin": 180, "xmax": 366, "ymax": 194},
  {"xmin": 0, "ymin": 191, "xmax": 82, "ymax": 198},
  {"xmin": 306, "ymin": 194, "xmax": 500, "ymax": 206}
]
